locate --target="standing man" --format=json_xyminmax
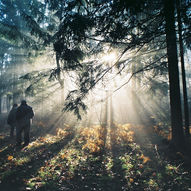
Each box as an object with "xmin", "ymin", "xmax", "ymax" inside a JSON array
[
  {"xmin": 16, "ymin": 100, "xmax": 34, "ymax": 147},
  {"xmin": 7, "ymin": 103, "xmax": 18, "ymax": 137}
]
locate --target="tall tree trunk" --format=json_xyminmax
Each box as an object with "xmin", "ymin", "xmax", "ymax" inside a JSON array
[
  {"xmin": 102, "ymin": 90, "xmax": 108, "ymax": 147},
  {"xmin": 0, "ymin": 96, "xmax": 1, "ymax": 114},
  {"xmin": 163, "ymin": 0, "xmax": 185, "ymax": 148},
  {"xmin": 176, "ymin": 0, "xmax": 190, "ymax": 136},
  {"xmin": 6, "ymin": 94, "xmax": 11, "ymax": 112},
  {"xmin": 109, "ymin": 91, "xmax": 113, "ymax": 128}
]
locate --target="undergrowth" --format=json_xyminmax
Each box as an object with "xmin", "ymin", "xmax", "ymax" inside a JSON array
[{"xmin": 0, "ymin": 122, "xmax": 191, "ymax": 191}]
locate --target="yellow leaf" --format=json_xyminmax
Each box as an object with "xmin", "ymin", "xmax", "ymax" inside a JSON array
[
  {"xmin": 139, "ymin": 154, "xmax": 151, "ymax": 164},
  {"xmin": 139, "ymin": 154, "xmax": 144, "ymax": 159},
  {"xmin": 8, "ymin": 155, "xmax": 13, "ymax": 160},
  {"xmin": 61, "ymin": 154, "xmax": 67, "ymax": 159},
  {"xmin": 143, "ymin": 156, "xmax": 150, "ymax": 164},
  {"xmin": 40, "ymin": 167, "xmax": 45, "ymax": 171},
  {"xmin": 129, "ymin": 178, "xmax": 134, "ymax": 183}
]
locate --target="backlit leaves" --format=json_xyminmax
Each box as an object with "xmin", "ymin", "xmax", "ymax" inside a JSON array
[
  {"xmin": 1, "ymin": 122, "xmax": 191, "ymax": 191},
  {"xmin": 7, "ymin": 155, "xmax": 13, "ymax": 161}
]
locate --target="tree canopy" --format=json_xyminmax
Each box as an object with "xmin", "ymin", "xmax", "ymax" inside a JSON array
[{"xmin": 0, "ymin": 0, "xmax": 191, "ymax": 148}]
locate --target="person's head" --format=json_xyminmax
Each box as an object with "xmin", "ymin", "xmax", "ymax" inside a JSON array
[
  {"xmin": 21, "ymin": 100, "xmax": 27, "ymax": 105},
  {"xmin": 13, "ymin": 103, "xmax": 18, "ymax": 107}
]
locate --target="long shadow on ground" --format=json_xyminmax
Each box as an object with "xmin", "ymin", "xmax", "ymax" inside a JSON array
[
  {"xmin": 38, "ymin": 126, "xmax": 110, "ymax": 191},
  {"xmin": 133, "ymin": 122, "xmax": 191, "ymax": 190},
  {"xmin": 109, "ymin": 125, "xmax": 127, "ymax": 191},
  {"xmin": 0, "ymin": 132, "xmax": 74, "ymax": 191}
]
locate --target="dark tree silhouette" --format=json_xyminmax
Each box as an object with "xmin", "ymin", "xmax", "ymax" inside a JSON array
[
  {"xmin": 176, "ymin": 0, "xmax": 190, "ymax": 137},
  {"xmin": 163, "ymin": 0, "xmax": 185, "ymax": 147}
]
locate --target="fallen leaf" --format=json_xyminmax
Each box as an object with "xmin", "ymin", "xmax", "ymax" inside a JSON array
[
  {"xmin": 129, "ymin": 178, "xmax": 134, "ymax": 183},
  {"xmin": 8, "ymin": 155, "xmax": 14, "ymax": 160}
]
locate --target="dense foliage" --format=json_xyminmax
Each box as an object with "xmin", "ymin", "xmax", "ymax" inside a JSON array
[{"xmin": 0, "ymin": 0, "xmax": 191, "ymax": 145}]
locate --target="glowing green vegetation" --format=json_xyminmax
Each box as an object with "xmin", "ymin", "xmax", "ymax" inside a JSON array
[{"xmin": 0, "ymin": 124, "xmax": 191, "ymax": 191}]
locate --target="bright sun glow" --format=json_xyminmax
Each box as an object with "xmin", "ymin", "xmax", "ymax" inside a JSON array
[{"xmin": 102, "ymin": 52, "xmax": 117, "ymax": 63}]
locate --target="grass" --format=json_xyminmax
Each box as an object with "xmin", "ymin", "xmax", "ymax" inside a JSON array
[{"xmin": 0, "ymin": 122, "xmax": 191, "ymax": 191}]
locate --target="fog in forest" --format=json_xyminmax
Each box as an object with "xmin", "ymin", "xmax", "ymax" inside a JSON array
[{"xmin": 0, "ymin": 48, "xmax": 173, "ymax": 135}]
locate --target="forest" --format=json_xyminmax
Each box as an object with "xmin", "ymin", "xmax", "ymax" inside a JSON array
[{"xmin": 0, "ymin": 0, "xmax": 191, "ymax": 190}]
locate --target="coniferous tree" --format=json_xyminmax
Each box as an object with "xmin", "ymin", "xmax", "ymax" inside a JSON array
[
  {"xmin": 176, "ymin": 0, "xmax": 190, "ymax": 137},
  {"xmin": 1, "ymin": 0, "xmax": 190, "ymax": 148},
  {"xmin": 163, "ymin": 0, "xmax": 185, "ymax": 147}
]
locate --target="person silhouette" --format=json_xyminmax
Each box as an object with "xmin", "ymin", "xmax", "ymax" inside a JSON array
[
  {"xmin": 16, "ymin": 100, "xmax": 34, "ymax": 147},
  {"xmin": 7, "ymin": 103, "xmax": 18, "ymax": 137}
]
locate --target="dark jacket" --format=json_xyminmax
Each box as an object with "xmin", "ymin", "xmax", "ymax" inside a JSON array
[
  {"xmin": 16, "ymin": 103, "xmax": 34, "ymax": 126},
  {"xmin": 7, "ymin": 107, "xmax": 17, "ymax": 125}
]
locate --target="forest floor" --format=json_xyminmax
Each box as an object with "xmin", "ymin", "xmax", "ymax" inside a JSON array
[{"xmin": 0, "ymin": 119, "xmax": 191, "ymax": 191}]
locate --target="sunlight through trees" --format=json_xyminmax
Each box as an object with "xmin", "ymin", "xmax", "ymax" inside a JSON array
[{"xmin": 0, "ymin": 0, "xmax": 191, "ymax": 190}]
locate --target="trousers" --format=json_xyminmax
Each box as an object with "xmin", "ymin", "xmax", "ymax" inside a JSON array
[
  {"xmin": 10, "ymin": 124, "xmax": 16, "ymax": 137},
  {"xmin": 16, "ymin": 125, "xmax": 30, "ymax": 145}
]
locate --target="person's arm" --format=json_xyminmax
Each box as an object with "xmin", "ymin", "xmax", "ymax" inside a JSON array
[{"xmin": 29, "ymin": 108, "xmax": 34, "ymax": 119}]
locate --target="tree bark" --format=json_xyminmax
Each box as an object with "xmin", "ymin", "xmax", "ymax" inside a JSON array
[
  {"xmin": 163, "ymin": 0, "xmax": 185, "ymax": 148},
  {"xmin": 6, "ymin": 94, "xmax": 11, "ymax": 112},
  {"xmin": 0, "ymin": 96, "xmax": 1, "ymax": 114},
  {"xmin": 109, "ymin": 91, "xmax": 114, "ymax": 128},
  {"xmin": 176, "ymin": 0, "xmax": 190, "ymax": 136},
  {"xmin": 102, "ymin": 90, "xmax": 108, "ymax": 148}
]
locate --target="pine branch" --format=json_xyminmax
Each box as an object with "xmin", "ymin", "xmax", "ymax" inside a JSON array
[{"xmin": 113, "ymin": 55, "xmax": 167, "ymax": 93}]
